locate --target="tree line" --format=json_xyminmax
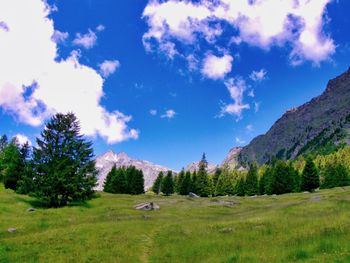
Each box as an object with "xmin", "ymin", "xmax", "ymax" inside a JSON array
[{"xmin": 151, "ymin": 151, "xmax": 350, "ymax": 197}]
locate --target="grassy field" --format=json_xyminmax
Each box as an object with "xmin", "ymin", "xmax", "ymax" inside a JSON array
[{"xmin": 1, "ymin": 185, "xmax": 350, "ymax": 263}]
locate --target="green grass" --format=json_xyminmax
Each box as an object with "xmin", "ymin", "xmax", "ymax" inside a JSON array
[{"xmin": 1, "ymin": 185, "xmax": 350, "ymax": 263}]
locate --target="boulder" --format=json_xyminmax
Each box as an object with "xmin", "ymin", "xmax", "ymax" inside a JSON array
[
  {"xmin": 7, "ymin": 228, "xmax": 16, "ymax": 233},
  {"xmin": 26, "ymin": 208, "xmax": 35, "ymax": 212},
  {"xmin": 188, "ymin": 192, "xmax": 199, "ymax": 198},
  {"xmin": 134, "ymin": 202, "xmax": 160, "ymax": 211}
]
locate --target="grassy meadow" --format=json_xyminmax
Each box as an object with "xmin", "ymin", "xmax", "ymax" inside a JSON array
[{"xmin": 1, "ymin": 184, "xmax": 350, "ymax": 263}]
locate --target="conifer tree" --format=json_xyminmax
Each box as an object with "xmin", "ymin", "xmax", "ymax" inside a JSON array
[
  {"xmin": 152, "ymin": 171, "xmax": 164, "ymax": 194},
  {"xmin": 32, "ymin": 113, "xmax": 97, "ymax": 207},
  {"xmin": 190, "ymin": 170, "xmax": 198, "ymax": 193},
  {"xmin": 179, "ymin": 171, "xmax": 192, "ymax": 195},
  {"xmin": 1, "ymin": 138, "xmax": 22, "ymax": 190},
  {"xmin": 161, "ymin": 171, "xmax": 174, "ymax": 196},
  {"xmin": 215, "ymin": 170, "xmax": 235, "ymax": 196},
  {"xmin": 175, "ymin": 169, "xmax": 185, "ymax": 193},
  {"xmin": 259, "ymin": 167, "xmax": 271, "ymax": 195},
  {"xmin": 195, "ymin": 153, "xmax": 211, "ymax": 197},
  {"xmin": 322, "ymin": 163, "xmax": 350, "ymax": 189},
  {"xmin": 301, "ymin": 158, "xmax": 320, "ymax": 192},
  {"xmin": 212, "ymin": 168, "xmax": 222, "ymax": 190},
  {"xmin": 245, "ymin": 163, "xmax": 259, "ymax": 196},
  {"xmin": 235, "ymin": 177, "xmax": 245, "ymax": 196},
  {"xmin": 104, "ymin": 165, "xmax": 118, "ymax": 193}
]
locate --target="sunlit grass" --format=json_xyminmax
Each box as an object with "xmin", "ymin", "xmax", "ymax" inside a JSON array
[{"xmin": 1, "ymin": 184, "xmax": 350, "ymax": 262}]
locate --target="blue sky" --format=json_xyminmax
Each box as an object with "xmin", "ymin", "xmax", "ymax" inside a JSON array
[{"xmin": 0, "ymin": 0, "xmax": 350, "ymax": 170}]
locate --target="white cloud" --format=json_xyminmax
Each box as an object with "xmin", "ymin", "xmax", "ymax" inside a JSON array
[
  {"xmin": 246, "ymin": 124, "xmax": 253, "ymax": 132},
  {"xmin": 250, "ymin": 69, "xmax": 267, "ymax": 82},
  {"xmin": 220, "ymin": 78, "xmax": 250, "ymax": 119},
  {"xmin": 73, "ymin": 29, "xmax": 97, "ymax": 49},
  {"xmin": 201, "ymin": 54, "xmax": 233, "ymax": 80},
  {"xmin": 14, "ymin": 134, "xmax": 32, "ymax": 146},
  {"xmin": 254, "ymin": 101, "xmax": 261, "ymax": 113},
  {"xmin": 143, "ymin": 0, "xmax": 335, "ymax": 66},
  {"xmin": 0, "ymin": 0, "xmax": 138, "ymax": 144},
  {"xmin": 99, "ymin": 60, "xmax": 120, "ymax": 78},
  {"xmin": 96, "ymin": 24, "xmax": 105, "ymax": 32},
  {"xmin": 51, "ymin": 30, "xmax": 69, "ymax": 44},
  {"xmin": 161, "ymin": 109, "xmax": 176, "ymax": 119},
  {"xmin": 149, "ymin": 109, "xmax": 157, "ymax": 116},
  {"xmin": 235, "ymin": 137, "xmax": 245, "ymax": 145}
]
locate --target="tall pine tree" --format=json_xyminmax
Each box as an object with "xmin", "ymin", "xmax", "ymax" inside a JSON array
[
  {"xmin": 152, "ymin": 171, "xmax": 164, "ymax": 194},
  {"xmin": 161, "ymin": 171, "xmax": 174, "ymax": 196},
  {"xmin": 32, "ymin": 113, "xmax": 97, "ymax": 207},
  {"xmin": 245, "ymin": 163, "xmax": 259, "ymax": 196},
  {"xmin": 196, "ymin": 153, "xmax": 211, "ymax": 197},
  {"xmin": 301, "ymin": 158, "xmax": 320, "ymax": 192}
]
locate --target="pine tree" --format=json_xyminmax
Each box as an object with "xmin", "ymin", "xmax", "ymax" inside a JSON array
[
  {"xmin": 104, "ymin": 165, "xmax": 117, "ymax": 193},
  {"xmin": 245, "ymin": 163, "xmax": 259, "ymax": 196},
  {"xmin": 179, "ymin": 171, "xmax": 192, "ymax": 195},
  {"xmin": 1, "ymin": 138, "xmax": 22, "ymax": 190},
  {"xmin": 152, "ymin": 171, "xmax": 164, "ymax": 194},
  {"xmin": 212, "ymin": 168, "xmax": 222, "ymax": 190},
  {"xmin": 114, "ymin": 167, "xmax": 127, "ymax": 193},
  {"xmin": 215, "ymin": 170, "xmax": 235, "ymax": 196},
  {"xmin": 196, "ymin": 153, "xmax": 211, "ymax": 197},
  {"xmin": 259, "ymin": 167, "xmax": 271, "ymax": 195},
  {"xmin": 32, "ymin": 113, "xmax": 97, "ymax": 207},
  {"xmin": 301, "ymin": 158, "xmax": 320, "ymax": 192},
  {"xmin": 235, "ymin": 177, "xmax": 245, "ymax": 196},
  {"xmin": 161, "ymin": 171, "xmax": 174, "ymax": 196},
  {"xmin": 190, "ymin": 170, "xmax": 197, "ymax": 193},
  {"xmin": 126, "ymin": 166, "xmax": 144, "ymax": 194},
  {"xmin": 175, "ymin": 169, "xmax": 185, "ymax": 193},
  {"xmin": 322, "ymin": 163, "xmax": 350, "ymax": 189}
]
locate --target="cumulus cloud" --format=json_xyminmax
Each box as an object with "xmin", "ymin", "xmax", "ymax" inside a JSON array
[
  {"xmin": 15, "ymin": 134, "xmax": 32, "ymax": 146},
  {"xmin": 161, "ymin": 109, "xmax": 176, "ymax": 119},
  {"xmin": 201, "ymin": 54, "xmax": 233, "ymax": 80},
  {"xmin": 99, "ymin": 60, "xmax": 120, "ymax": 78},
  {"xmin": 149, "ymin": 109, "xmax": 157, "ymax": 116},
  {"xmin": 0, "ymin": 0, "xmax": 137, "ymax": 144},
  {"xmin": 51, "ymin": 30, "xmax": 69, "ymax": 44},
  {"xmin": 142, "ymin": 0, "xmax": 335, "ymax": 66},
  {"xmin": 73, "ymin": 28, "xmax": 99, "ymax": 49},
  {"xmin": 220, "ymin": 78, "xmax": 250, "ymax": 119},
  {"xmin": 250, "ymin": 69, "xmax": 267, "ymax": 82}
]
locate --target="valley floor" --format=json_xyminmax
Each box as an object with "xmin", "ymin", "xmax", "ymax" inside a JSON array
[{"xmin": 1, "ymin": 185, "xmax": 350, "ymax": 262}]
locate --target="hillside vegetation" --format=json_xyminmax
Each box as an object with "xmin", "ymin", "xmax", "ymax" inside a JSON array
[{"xmin": 1, "ymin": 184, "xmax": 350, "ymax": 263}]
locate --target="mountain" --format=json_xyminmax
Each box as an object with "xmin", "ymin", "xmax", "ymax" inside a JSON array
[
  {"xmin": 223, "ymin": 68, "xmax": 350, "ymax": 167},
  {"xmin": 94, "ymin": 151, "xmax": 174, "ymax": 191},
  {"xmin": 185, "ymin": 161, "xmax": 218, "ymax": 174}
]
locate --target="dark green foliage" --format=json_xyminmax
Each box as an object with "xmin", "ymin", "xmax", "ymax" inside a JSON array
[
  {"xmin": 212, "ymin": 168, "xmax": 222, "ymax": 188},
  {"xmin": 31, "ymin": 113, "xmax": 97, "ymax": 207},
  {"xmin": 104, "ymin": 165, "xmax": 144, "ymax": 194},
  {"xmin": 127, "ymin": 166, "xmax": 145, "ymax": 195},
  {"xmin": 215, "ymin": 170, "xmax": 235, "ymax": 196},
  {"xmin": 321, "ymin": 164, "xmax": 350, "ymax": 189},
  {"xmin": 301, "ymin": 158, "xmax": 320, "ymax": 192},
  {"xmin": 245, "ymin": 163, "xmax": 259, "ymax": 196},
  {"xmin": 195, "ymin": 154, "xmax": 211, "ymax": 197},
  {"xmin": 161, "ymin": 171, "xmax": 174, "ymax": 196},
  {"xmin": 179, "ymin": 171, "xmax": 192, "ymax": 195},
  {"xmin": 175, "ymin": 169, "xmax": 185, "ymax": 193},
  {"xmin": 1, "ymin": 139, "xmax": 22, "ymax": 190},
  {"xmin": 259, "ymin": 167, "xmax": 271, "ymax": 195},
  {"xmin": 235, "ymin": 177, "xmax": 245, "ymax": 196},
  {"xmin": 152, "ymin": 171, "xmax": 164, "ymax": 194},
  {"xmin": 0, "ymin": 134, "xmax": 8, "ymax": 152},
  {"xmin": 190, "ymin": 170, "xmax": 197, "ymax": 193},
  {"xmin": 267, "ymin": 161, "xmax": 300, "ymax": 195}
]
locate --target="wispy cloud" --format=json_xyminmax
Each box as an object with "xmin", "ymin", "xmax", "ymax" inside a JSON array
[
  {"xmin": 161, "ymin": 109, "xmax": 176, "ymax": 119},
  {"xmin": 99, "ymin": 60, "xmax": 120, "ymax": 78},
  {"xmin": 250, "ymin": 69, "xmax": 267, "ymax": 82}
]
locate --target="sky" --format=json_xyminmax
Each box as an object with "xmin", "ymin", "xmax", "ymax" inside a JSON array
[{"xmin": 0, "ymin": 0, "xmax": 350, "ymax": 171}]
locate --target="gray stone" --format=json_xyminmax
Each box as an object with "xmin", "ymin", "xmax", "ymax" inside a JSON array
[
  {"xmin": 26, "ymin": 208, "xmax": 35, "ymax": 212},
  {"xmin": 303, "ymin": 191, "xmax": 310, "ymax": 194},
  {"xmin": 7, "ymin": 228, "xmax": 16, "ymax": 233},
  {"xmin": 134, "ymin": 202, "xmax": 160, "ymax": 211},
  {"xmin": 310, "ymin": 196, "xmax": 321, "ymax": 202},
  {"xmin": 188, "ymin": 192, "xmax": 200, "ymax": 198}
]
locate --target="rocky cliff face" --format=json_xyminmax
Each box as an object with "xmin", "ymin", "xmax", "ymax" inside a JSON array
[
  {"xmin": 223, "ymin": 68, "xmax": 350, "ymax": 167},
  {"xmin": 95, "ymin": 151, "xmax": 174, "ymax": 191}
]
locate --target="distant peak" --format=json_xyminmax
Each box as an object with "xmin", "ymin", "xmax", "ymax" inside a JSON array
[{"xmin": 116, "ymin": 151, "xmax": 130, "ymax": 160}]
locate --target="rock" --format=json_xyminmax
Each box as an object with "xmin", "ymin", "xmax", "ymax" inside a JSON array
[
  {"xmin": 303, "ymin": 191, "xmax": 310, "ymax": 194},
  {"xmin": 250, "ymin": 195, "xmax": 258, "ymax": 198},
  {"xmin": 7, "ymin": 228, "xmax": 16, "ymax": 233},
  {"xmin": 134, "ymin": 202, "xmax": 160, "ymax": 211},
  {"xmin": 272, "ymin": 194, "xmax": 277, "ymax": 196},
  {"xmin": 26, "ymin": 208, "xmax": 35, "ymax": 212},
  {"xmin": 188, "ymin": 192, "xmax": 199, "ymax": 198},
  {"xmin": 215, "ymin": 200, "xmax": 239, "ymax": 206},
  {"xmin": 310, "ymin": 196, "xmax": 321, "ymax": 202}
]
